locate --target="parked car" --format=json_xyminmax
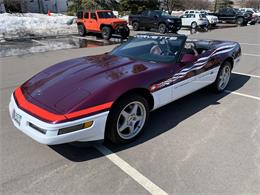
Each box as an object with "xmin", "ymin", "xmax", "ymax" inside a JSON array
[
  {"xmin": 76, "ymin": 10, "xmax": 130, "ymax": 40},
  {"xmin": 239, "ymin": 8, "xmax": 260, "ymax": 21},
  {"xmin": 239, "ymin": 8, "xmax": 259, "ymax": 24},
  {"xmin": 184, "ymin": 10, "xmax": 219, "ymax": 26},
  {"xmin": 180, "ymin": 13, "xmax": 209, "ymax": 29},
  {"xmin": 9, "ymin": 34, "xmax": 241, "ymax": 145},
  {"xmin": 129, "ymin": 10, "xmax": 182, "ymax": 33},
  {"xmin": 210, "ymin": 8, "xmax": 253, "ymax": 26}
]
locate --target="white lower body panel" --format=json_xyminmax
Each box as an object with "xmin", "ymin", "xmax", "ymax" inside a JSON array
[
  {"xmin": 9, "ymin": 95, "xmax": 108, "ymax": 145},
  {"xmin": 152, "ymin": 67, "xmax": 220, "ymax": 110}
]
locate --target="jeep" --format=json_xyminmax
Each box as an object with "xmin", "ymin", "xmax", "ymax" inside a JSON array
[{"xmin": 76, "ymin": 10, "xmax": 130, "ymax": 40}]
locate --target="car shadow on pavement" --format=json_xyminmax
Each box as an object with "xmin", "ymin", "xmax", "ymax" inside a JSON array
[{"xmin": 50, "ymin": 73, "xmax": 250, "ymax": 162}]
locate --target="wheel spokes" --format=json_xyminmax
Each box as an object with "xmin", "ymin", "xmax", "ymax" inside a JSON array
[
  {"xmin": 116, "ymin": 101, "xmax": 146, "ymax": 140},
  {"xmin": 131, "ymin": 104, "xmax": 138, "ymax": 115},
  {"xmin": 118, "ymin": 120, "xmax": 128, "ymax": 132},
  {"xmin": 129, "ymin": 124, "xmax": 135, "ymax": 135},
  {"xmin": 121, "ymin": 110, "xmax": 130, "ymax": 119},
  {"xmin": 219, "ymin": 66, "xmax": 230, "ymax": 90}
]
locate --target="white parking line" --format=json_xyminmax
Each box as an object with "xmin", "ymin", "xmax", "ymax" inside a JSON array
[
  {"xmin": 225, "ymin": 90, "xmax": 260, "ymax": 101},
  {"xmin": 95, "ymin": 144, "xmax": 168, "ymax": 195},
  {"xmin": 233, "ymin": 72, "xmax": 260, "ymax": 79},
  {"xmin": 239, "ymin": 43, "xmax": 260, "ymax": 46},
  {"xmin": 72, "ymin": 36, "xmax": 104, "ymax": 42},
  {"xmin": 243, "ymin": 53, "xmax": 260, "ymax": 57}
]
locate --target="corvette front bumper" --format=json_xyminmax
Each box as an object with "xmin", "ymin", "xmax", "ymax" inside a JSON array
[{"xmin": 9, "ymin": 95, "xmax": 108, "ymax": 145}]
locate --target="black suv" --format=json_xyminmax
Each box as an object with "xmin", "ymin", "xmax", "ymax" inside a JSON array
[
  {"xmin": 212, "ymin": 8, "xmax": 252, "ymax": 26},
  {"xmin": 129, "ymin": 10, "xmax": 182, "ymax": 33}
]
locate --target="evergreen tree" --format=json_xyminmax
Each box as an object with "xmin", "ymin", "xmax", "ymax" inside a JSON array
[
  {"xmin": 67, "ymin": 0, "xmax": 119, "ymax": 15},
  {"xmin": 214, "ymin": 0, "xmax": 234, "ymax": 12},
  {"xmin": 119, "ymin": 0, "xmax": 159, "ymax": 14}
]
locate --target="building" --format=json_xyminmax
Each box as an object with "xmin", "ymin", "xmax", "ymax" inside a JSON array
[
  {"xmin": 4, "ymin": 0, "xmax": 68, "ymax": 13},
  {"xmin": 26, "ymin": 0, "xmax": 68, "ymax": 13},
  {"xmin": 0, "ymin": 0, "xmax": 6, "ymax": 13}
]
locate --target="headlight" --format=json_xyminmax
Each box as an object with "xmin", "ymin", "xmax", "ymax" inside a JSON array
[{"xmin": 167, "ymin": 19, "xmax": 174, "ymax": 23}]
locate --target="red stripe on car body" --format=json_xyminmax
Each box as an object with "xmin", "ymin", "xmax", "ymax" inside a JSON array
[
  {"xmin": 65, "ymin": 102, "xmax": 113, "ymax": 119},
  {"xmin": 14, "ymin": 87, "xmax": 113, "ymax": 123}
]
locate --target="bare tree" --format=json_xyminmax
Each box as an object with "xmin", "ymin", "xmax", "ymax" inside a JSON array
[
  {"xmin": 182, "ymin": 0, "xmax": 211, "ymax": 10},
  {"xmin": 162, "ymin": 0, "xmax": 183, "ymax": 14},
  {"xmin": 244, "ymin": 0, "xmax": 260, "ymax": 9},
  {"xmin": 162, "ymin": 0, "xmax": 211, "ymax": 13}
]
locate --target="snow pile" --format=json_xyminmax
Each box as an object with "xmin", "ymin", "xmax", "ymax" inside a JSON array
[
  {"xmin": 0, "ymin": 13, "xmax": 77, "ymax": 40},
  {"xmin": 171, "ymin": 11, "xmax": 184, "ymax": 17}
]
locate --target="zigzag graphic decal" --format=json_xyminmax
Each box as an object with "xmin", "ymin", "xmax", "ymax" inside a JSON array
[{"xmin": 150, "ymin": 44, "xmax": 237, "ymax": 91}]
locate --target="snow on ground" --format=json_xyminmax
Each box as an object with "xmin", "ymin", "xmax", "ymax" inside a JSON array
[
  {"xmin": 171, "ymin": 11, "xmax": 184, "ymax": 16},
  {"xmin": 0, "ymin": 13, "xmax": 77, "ymax": 40}
]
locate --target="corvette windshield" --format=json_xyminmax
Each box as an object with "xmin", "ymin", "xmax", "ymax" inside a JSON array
[{"xmin": 111, "ymin": 35, "xmax": 185, "ymax": 63}]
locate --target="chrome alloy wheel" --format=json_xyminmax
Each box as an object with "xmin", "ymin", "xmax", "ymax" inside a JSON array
[
  {"xmin": 218, "ymin": 65, "xmax": 231, "ymax": 90},
  {"xmin": 116, "ymin": 101, "xmax": 146, "ymax": 140}
]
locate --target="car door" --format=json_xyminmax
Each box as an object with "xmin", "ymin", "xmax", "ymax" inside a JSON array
[
  {"xmin": 149, "ymin": 11, "xmax": 159, "ymax": 28},
  {"xmin": 184, "ymin": 14, "xmax": 195, "ymax": 26},
  {"xmin": 171, "ymin": 42, "xmax": 217, "ymax": 100},
  {"xmin": 171, "ymin": 53, "xmax": 198, "ymax": 100},
  {"xmin": 218, "ymin": 8, "xmax": 228, "ymax": 21},
  {"xmin": 82, "ymin": 12, "xmax": 90, "ymax": 29},
  {"xmin": 88, "ymin": 12, "xmax": 99, "ymax": 31},
  {"xmin": 225, "ymin": 8, "xmax": 236, "ymax": 22},
  {"xmin": 140, "ymin": 11, "xmax": 150, "ymax": 28},
  {"xmin": 181, "ymin": 14, "xmax": 189, "ymax": 26}
]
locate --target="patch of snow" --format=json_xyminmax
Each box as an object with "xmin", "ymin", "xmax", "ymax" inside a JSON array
[
  {"xmin": 0, "ymin": 13, "xmax": 78, "ymax": 40},
  {"xmin": 171, "ymin": 11, "xmax": 184, "ymax": 17}
]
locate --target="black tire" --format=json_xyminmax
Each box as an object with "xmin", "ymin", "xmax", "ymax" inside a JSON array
[
  {"xmin": 212, "ymin": 61, "xmax": 232, "ymax": 92},
  {"xmin": 236, "ymin": 17, "xmax": 244, "ymax": 26},
  {"xmin": 132, "ymin": 22, "xmax": 139, "ymax": 31},
  {"xmin": 121, "ymin": 26, "xmax": 130, "ymax": 39},
  {"xmin": 121, "ymin": 33, "xmax": 129, "ymax": 39},
  {"xmin": 158, "ymin": 23, "xmax": 167, "ymax": 34},
  {"xmin": 191, "ymin": 22, "xmax": 197, "ymax": 29},
  {"xmin": 78, "ymin": 24, "xmax": 86, "ymax": 36},
  {"xmin": 101, "ymin": 26, "xmax": 112, "ymax": 40},
  {"xmin": 105, "ymin": 94, "xmax": 150, "ymax": 144}
]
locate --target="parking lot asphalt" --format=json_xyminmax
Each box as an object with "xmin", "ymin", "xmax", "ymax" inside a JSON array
[{"xmin": 0, "ymin": 25, "xmax": 260, "ymax": 194}]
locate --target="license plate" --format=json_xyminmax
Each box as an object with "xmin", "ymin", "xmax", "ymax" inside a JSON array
[{"xmin": 12, "ymin": 110, "xmax": 22, "ymax": 126}]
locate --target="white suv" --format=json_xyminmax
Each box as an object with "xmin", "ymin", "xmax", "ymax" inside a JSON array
[
  {"xmin": 184, "ymin": 10, "xmax": 218, "ymax": 26},
  {"xmin": 181, "ymin": 13, "xmax": 209, "ymax": 29}
]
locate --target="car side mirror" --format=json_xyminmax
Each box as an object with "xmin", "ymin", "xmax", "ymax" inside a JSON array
[{"xmin": 181, "ymin": 54, "xmax": 197, "ymax": 63}]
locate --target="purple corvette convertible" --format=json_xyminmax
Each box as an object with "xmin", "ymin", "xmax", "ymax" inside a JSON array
[{"xmin": 9, "ymin": 34, "xmax": 241, "ymax": 145}]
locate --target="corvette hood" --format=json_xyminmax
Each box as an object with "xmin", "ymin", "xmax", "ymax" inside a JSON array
[{"xmin": 21, "ymin": 54, "xmax": 135, "ymax": 114}]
